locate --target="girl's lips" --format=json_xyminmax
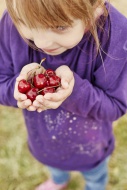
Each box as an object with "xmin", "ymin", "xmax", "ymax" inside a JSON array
[{"xmin": 43, "ymin": 48, "xmax": 60, "ymax": 53}]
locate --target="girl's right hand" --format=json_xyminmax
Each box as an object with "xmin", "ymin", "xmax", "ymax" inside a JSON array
[{"xmin": 14, "ymin": 63, "xmax": 45, "ymax": 111}]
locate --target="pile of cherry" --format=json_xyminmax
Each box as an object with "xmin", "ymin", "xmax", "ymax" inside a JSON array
[{"xmin": 18, "ymin": 68, "xmax": 61, "ymax": 102}]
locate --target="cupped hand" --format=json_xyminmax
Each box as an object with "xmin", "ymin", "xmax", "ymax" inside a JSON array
[
  {"xmin": 14, "ymin": 62, "xmax": 45, "ymax": 111},
  {"xmin": 34, "ymin": 65, "xmax": 75, "ymax": 112}
]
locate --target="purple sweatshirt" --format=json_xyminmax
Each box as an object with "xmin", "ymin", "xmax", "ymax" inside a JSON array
[{"xmin": 0, "ymin": 4, "xmax": 127, "ymax": 171}]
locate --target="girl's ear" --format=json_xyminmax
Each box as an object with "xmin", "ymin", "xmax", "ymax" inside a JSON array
[{"xmin": 94, "ymin": 6, "xmax": 104, "ymax": 20}]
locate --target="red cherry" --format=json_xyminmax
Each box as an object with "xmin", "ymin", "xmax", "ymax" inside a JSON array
[
  {"xmin": 18, "ymin": 79, "xmax": 31, "ymax": 93},
  {"xmin": 33, "ymin": 74, "xmax": 47, "ymax": 89},
  {"xmin": 40, "ymin": 87, "xmax": 55, "ymax": 96},
  {"xmin": 44, "ymin": 69, "xmax": 56, "ymax": 77},
  {"xmin": 47, "ymin": 75, "xmax": 61, "ymax": 87},
  {"xmin": 26, "ymin": 88, "xmax": 38, "ymax": 102}
]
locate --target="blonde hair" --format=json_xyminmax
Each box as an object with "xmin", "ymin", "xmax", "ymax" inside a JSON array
[{"xmin": 5, "ymin": 0, "xmax": 108, "ymax": 51}]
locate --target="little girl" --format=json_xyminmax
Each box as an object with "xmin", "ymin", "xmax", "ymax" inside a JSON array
[{"xmin": 0, "ymin": 0, "xmax": 127, "ymax": 190}]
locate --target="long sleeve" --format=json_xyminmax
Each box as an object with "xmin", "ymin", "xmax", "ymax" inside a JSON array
[
  {"xmin": 0, "ymin": 11, "xmax": 29, "ymax": 107},
  {"xmin": 0, "ymin": 11, "xmax": 17, "ymax": 106},
  {"xmin": 61, "ymin": 64, "xmax": 127, "ymax": 121}
]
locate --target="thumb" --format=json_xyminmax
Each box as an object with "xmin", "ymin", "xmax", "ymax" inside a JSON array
[{"xmin": 61, "ymin": 78, "xmax": 69, "ymax": 89}]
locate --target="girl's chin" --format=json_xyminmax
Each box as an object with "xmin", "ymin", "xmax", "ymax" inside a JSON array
[{"xmin": 43, "ymin": 48, "xmax": 67, "ymax": 55}]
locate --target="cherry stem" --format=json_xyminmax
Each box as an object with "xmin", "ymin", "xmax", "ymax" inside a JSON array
[
  {"xmin": 40, "ymin": 58, "xmax": 46, "ymax": 66},
  {"xmin": 25, "ymin": 58, "xmax": 46, "ymax": 81},
  {"xmin": 38, "ymin": 85, "xmax": 60, "ymax": 93},
  {"xmin": 31, "ymin": 83, "xmax": 34, "ymax": 88},
  {"xmin": 26, "ymin": 69, "xmax": 38, "ymax": 81}
]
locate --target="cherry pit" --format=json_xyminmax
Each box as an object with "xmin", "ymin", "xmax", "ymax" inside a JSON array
[{"xmin": 18, "ymin": 59, "xmax": 61, "ymax": 102}]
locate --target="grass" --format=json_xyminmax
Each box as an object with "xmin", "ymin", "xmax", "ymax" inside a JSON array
[{"xmin": 0, "ymin": 105, "xmax": 127, "ymax": 190}]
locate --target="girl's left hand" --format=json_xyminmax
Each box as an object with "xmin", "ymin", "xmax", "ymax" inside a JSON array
[{"xmin": 33, "ymin": 65, "xmax": 74, "ymax": 112}]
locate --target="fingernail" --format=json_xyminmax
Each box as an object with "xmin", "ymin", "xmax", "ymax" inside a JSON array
[{"xmin": 38, "ymin": 109, "xmax": 42, "ymax": 113}]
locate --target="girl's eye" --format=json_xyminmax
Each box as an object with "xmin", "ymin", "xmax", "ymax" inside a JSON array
[
  {"xmin": 56, "ymin": 26, "xmax": 67, "ymax": 30},
  {"xmin": 54, "ymin": 26, "xmax": 69, "ymax": 32}
]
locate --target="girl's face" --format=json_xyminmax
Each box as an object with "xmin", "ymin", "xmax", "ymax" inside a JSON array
[{"xmin": 19, "ymin": 19, "xmax": 85, "ymax": 55}]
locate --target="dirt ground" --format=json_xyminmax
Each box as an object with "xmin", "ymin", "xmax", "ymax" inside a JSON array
[{"xmin": 0, "ymin": 0, "xmax": 127, "ymax": 17}]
